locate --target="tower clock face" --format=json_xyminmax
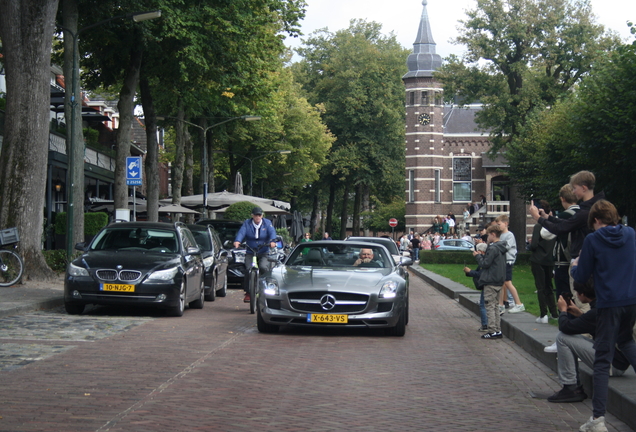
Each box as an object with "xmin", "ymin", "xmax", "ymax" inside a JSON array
[{"xmin": 418, "ymin": 113, "xmax": 431, "ymax": 125}]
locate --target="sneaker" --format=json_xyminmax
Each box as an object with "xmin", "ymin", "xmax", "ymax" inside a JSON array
[
  {"xmin": 508, "ymin": 304, "xmax": 525, "ymax": 313},
  {"xmin": 547, "ymin": 386, "xmax": 587, "ymax": 403},
  {"xmin": 579, "ymin": 416, "xmax": 607, "ymax": 432},
  {"xmin": 499, "ymin": 305, "xmax": 505, "ymax": 316},
  {"xmin": 243, "ymin": 293, "xmax": 251, "ymax": 303},
  {"xmin": 481, "ymin": 331, "xmax": 502, "ymax": 339},
  {"xmin": 504, "ymin": 301, "xmax": 510, "ymax": 309},
  {"xmin": 535, "ymin": 315, "xmax": 549, "ymax": 324},
  {"xmin": 477, "ymin": 325, "xmax": 488, "ymax": 332},
  {"xmin": 544, "ymin": 342, "xmax": 557, "ymax": 353}
]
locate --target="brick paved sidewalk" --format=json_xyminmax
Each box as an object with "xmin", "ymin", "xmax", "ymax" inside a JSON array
[{"xmin": 1, "ymin": 277, "xmax": 632, "ymax": 431}]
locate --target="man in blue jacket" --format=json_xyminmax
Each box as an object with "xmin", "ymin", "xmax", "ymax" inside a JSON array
[
  {"xmin": 234, "ymin": 207, "xmax": 277, "ymax": 303},
  {"xmin": 571, "ymin": 200, "xmax": 636, "ymax": 432}
]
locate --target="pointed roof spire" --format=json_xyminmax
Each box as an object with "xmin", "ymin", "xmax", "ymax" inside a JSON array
[{"xmin": 403, "ymin": 0, "xmax": 442, "ymax": 79}]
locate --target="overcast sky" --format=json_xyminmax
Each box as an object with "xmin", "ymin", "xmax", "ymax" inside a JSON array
[{"xmin": 285, "ymin": 0, "xmax": 636, "ymax": 60}]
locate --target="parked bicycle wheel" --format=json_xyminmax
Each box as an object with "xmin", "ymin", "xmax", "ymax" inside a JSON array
[
  {"xmin": 0, "ymin": 249, "xmax": 24, "ymax": 287},
  {"xmin": 249, "ymin": 269, "xmax": 258, "ymax": 314}
]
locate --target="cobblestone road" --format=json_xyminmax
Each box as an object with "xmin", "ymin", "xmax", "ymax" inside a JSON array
[{"xmin": 0, "ymin": 277, "xmax": 632, "ymax": 431}]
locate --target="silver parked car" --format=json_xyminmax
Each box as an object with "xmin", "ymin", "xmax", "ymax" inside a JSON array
[
  {"xmin": 434, "ymin": 238, "xmax": 475, "ymax": 251},
  {"xmin": 256, "ymin": 241, "xmax": 412, "ymax": 336}
]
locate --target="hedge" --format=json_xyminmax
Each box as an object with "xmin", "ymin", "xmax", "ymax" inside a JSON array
[
  {"xmin": 54, "ymin": 212, "xmax": 109, "ymax": 235},
  {"xmin": 419, "ymin": 250, "xmax": 531, "ymax": 265}
]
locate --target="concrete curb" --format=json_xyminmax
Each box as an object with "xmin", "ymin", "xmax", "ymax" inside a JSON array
[
  {"xmin": 409, "ymin": 265, "xmax": 636, "ymax": 430},
  {"xmin": 0, "ymin": 297, "xmax": 65, "ymax": 319}
]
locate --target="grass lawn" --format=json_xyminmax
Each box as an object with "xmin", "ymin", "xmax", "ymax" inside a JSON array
[{"xmin": 419, "ymin": 262, "xmax": 550, "ymax": 320}]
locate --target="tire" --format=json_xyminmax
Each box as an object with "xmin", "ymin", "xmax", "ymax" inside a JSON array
[
  {"xmin": 405, "ymin": 299, "xmax": 409, "ymax": 326},
  {"xmin": 205, "ymin": 274, "xmax": 216, "ymax": 302},
  {"xmin": 257, "ymin": 307, "xmax": 279, "ymax": 333},
  {"xmin": 190, "ymin": 279, "xmax": 205, "ymax": 309},
  {"xmin": 216, "ymin": 272, "xmax": 227, "ymax": 297},
  {"xmin": 386, "ymin": 310, "xmax": 406, "ymax": 337},
  {"xmin": 249, "ymin": 270, "xmax": 258, "ymax": 314},
  {"xmin": 65, "ymin": 302, "xmax": 85, "ymax": 315},
  {"xmin": 168, "ymin": 281, "xmax": 186, "ymax": 317},
  {"xmin": 0, "ymin": 249, "xmax": 24, "ymax": 287}
]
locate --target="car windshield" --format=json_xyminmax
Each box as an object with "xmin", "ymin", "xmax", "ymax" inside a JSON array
[
  {"xmin": 90, "ymin": 228, "xmax": 178, "ymax": 253},
  {"xmin": 190, "ymin": 230, "xmax": 212, "ymax": 251},
  {"xmin": 287, "ymin": 244, "xmax": 390, "ymax": 269},
  {"xmin": 347, "ymin": 237, "xmax": 399, "ymax": 255}
]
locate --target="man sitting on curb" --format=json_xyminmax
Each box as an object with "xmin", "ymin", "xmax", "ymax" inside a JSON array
[{"xmin": 548, "ymin": 279, "xmax": 630, "ymax": 403}]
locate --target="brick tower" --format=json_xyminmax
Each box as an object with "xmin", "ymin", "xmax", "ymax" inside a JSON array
[{"xmin": 402, "ymin": 0, "xmax": 445, "ymax": 233}]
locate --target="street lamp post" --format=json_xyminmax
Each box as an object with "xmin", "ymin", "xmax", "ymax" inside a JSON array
[
  {"xmin": 216, "ymin": 150, "xmax": 292, "ymax": 196},
  {"xmin": 60, "ymin": 10, "xmax": 161, "ymax": 258},
  {"xmin": 156, "ymin": 115, "xmax": 261, "ymax": 209}
]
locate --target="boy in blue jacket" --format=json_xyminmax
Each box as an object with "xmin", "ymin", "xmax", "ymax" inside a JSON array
[
  {"xmin": 474, "ymin": 224, "xmax": 508, "ymax": 339},
  {"xmin": 571, "ymin": 200, "xmax": 636, "ymax": 432}
]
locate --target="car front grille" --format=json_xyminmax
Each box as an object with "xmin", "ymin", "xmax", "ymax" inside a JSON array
[
  {"xmin": 95, "ymin": 269, "xmax": 142, "ymax": 282},
  {"xmin": 288, "ymin": 291, "xmax": 369, "ymax": 313}
]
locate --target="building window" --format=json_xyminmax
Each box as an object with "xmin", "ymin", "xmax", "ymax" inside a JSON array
[
  {"xmin": 421, "ymin": 91, "xmax": 429, "ymax": 105},
  {"xmin": 452, "ymin": 157, "xmax": 471, "ymax": 202},
  {"xmin": 409, "ymin": 92, "xmax": 415, "ymax": 106},
  {"xmin": 434, "ymin": 169, "xmax": 441, "ymax": 203},
  {"xmin": 435, "ymin": 92, "xmax": 442, "ymax": 106},
  {"xmin": 408, "ymin": 170, "xmax": 415, "ymax": 202}
]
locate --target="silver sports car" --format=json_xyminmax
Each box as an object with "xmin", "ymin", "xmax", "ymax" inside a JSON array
[{"xmin": 256, "ymin": 240, "xmax": 412, "ymax": 336}]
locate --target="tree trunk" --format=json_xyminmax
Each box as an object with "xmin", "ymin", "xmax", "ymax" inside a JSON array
[
  {"xmin": 114, "ymin": 47, "xmax": 142, "ymax": 213},
  {"xmin": 326, "ymin": 182, "xmax": 335, "ymax": 235},
  {"xmin": 171, "ymin": 100, "xmax": 185, "ymax": 225},
  {"xmin": 61, "ymin": 0, "xmax": 84, "ymax": 247},
  {"xmin": 0, "ymin": 0, "xmax": 58, "ymax": 280},
  {"xmin": 508, "ymin": 183, "xmax": 527, "ymax": 251},
  {"xmin": 310, "ymin": 193, "xmax": 318, "ymax": 236},
  {"xmin": 339, "ymin": 184, "xmax": 349, "ymax": 240},
  {"xmin": 352, "ymin": 184, "xmax": 361, "ymax": 236},
  {"xmin": 207, "ymin": 132, "xmax": 215, "ymax": 195},
  {"xmin": 139, "ymin": 75, "xmax": 159, "ymax": 222},
  {"xmin": 184, "ymin": 127, "xmax": 194, "ymax": 197},
  {"xmin": 362, "ymin": 184, "xmax": 370, "ymax": 236}
]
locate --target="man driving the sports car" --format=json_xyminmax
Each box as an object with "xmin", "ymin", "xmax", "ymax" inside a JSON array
[
  {"xmin": 233, "ymin": 207, "xmax": 277, "ymax": 303},
  {"xmin": 353, "ymin": 248, "xmax": 382, "ymax": 268}
]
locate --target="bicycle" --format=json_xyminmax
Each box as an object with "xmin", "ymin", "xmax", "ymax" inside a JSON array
[
  {"xmin": 241, "ymin": 242, "xmax": 278, "ymax": 314},
  {"xmin": 0, "ymin": 227, "xmax": 24, "ymax": 287}
]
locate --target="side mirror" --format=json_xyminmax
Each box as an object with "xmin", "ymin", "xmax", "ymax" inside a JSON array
[
  {"xmin": 75, "ymin": 242, "xmax": 86, "ymax": 251},
  {"xmin": 400, "ymin": 257, "xmax": 413, "ymax": 267},
  {"xmin": 187, "ymin": 246, "xmax": 201, "ymax": 255}
]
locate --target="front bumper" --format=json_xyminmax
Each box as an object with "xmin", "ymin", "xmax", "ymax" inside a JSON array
[{"xmin": 64, "ymin": 276, "xmax": 183, "ymax": 310}]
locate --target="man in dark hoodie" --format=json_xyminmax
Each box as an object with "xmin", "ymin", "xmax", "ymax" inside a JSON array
[
  {"xmin": 571, "ymin": 200, "xmax": 636, "ymax": 432},
  {"xmin": 529, "ymin": 170, "xmax": 605, "ymax": 312},
  {"xmin": 473, "ymin": 224, "xmax": 507, "ymax": 339}
]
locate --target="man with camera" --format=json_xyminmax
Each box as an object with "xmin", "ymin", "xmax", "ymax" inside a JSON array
[{"xmin": 547, "ymin": 279, "xmax": 630, "ymax": 403}]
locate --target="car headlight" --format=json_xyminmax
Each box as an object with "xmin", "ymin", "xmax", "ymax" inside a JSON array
[
  {"xmin": 146, "ymin": 267, "xmax": 179, "ymax": 281},
  {"xmin": 203, "ymin": 256, "xmax": 214, "ymax": 269},
  {"xmin": 68, "ymin": 262, "xmax": 89, "ymax": 277},
  {"xmin": 262, "ymin": 278, "xmax": 279, "ymax": 296},
  {"xmin": 379, "ymin": 281, "xmax": 398, "ymax": 299}
]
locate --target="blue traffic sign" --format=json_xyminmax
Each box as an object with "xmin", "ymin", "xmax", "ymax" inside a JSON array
[{"xmin": 126, "ymin": 156, "xmax": 143, "ymax": 186}]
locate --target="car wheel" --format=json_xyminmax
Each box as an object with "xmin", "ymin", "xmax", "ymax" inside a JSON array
[
  {"xmin": 386, "ymin": 310, "xmax": 406, "ymax": 337},
  {"xmin": 405, "ymin": 299, "xmax": 409, "ymax": 325},
  {"xmin": 190, "ymin": 279, "xmax": 205, "ymax": 309},
  {"xmin": 168, "ymin": 281, "xmax": 186, "ymax": 317},
  {"xmin": 205, "ymin": 274, "xmax": 216, "ymax": 302},
  {"xmin": 65, "ymin": 302, "xmax": 84, "ymax": 315},
  {"xmin": 216, "ymin": 273, "xmax": 227, "ymax": 297},
  {"xmin": 257, "ymin": 307, "xmax": 279, "ymax": 333}
]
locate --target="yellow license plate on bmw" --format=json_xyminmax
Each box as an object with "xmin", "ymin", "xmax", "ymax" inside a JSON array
[
  {"xmin": 307, "ymin": 314, "xmax": 348, "ymax": 324},
  {"xmin": 100, "ymin": 283, "xmax": 135, "ymax": 292}
]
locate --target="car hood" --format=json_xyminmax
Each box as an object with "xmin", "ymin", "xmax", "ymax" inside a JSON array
[
  {"xmin": 75, "ymin": 251, "xmax": 182, "ymax": 272},
  {"xmin": 278, "ymin": 267, "xmax": 392, "ymax": 292}
]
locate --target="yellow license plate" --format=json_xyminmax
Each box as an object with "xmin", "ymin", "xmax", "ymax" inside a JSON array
[
  {"xmin": 307, "ymin": 314, "xmax": 348, "ymax": 324},
  {"xmin": 100, "ymin": 283, "xmax": 135, "ymax": 292}
]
